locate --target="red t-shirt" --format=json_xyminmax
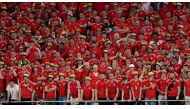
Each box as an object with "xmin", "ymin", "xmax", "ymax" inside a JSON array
[
  {"xmin": 184, "ymin": 79, "xmax": 190, "ymax": 96},
  {"xmin": 82, "ymin": 83, "xmax": 93, "ymax": 100},
  {"xmin": 130, "ymin": 79, "xmax": 142, "ymax": 100},
  {"xmin": 45, "ymin": 81, "xmax": 57, "ymax": 99},
  {"xmin": 20, "ymin": 81, "xmax": 33, "ymax": 99},
  {"xmin": 57, "ymin": 80, "xmax": 68, "ymax": 97},
  {"xmin": 89, "ymin": 72, "xmax": 100, "ymax": 88},
  {"xmin": 122, "ymin": 82, "xmax": 131, "ymax": 100},
  {"xmin": 106, "ymin": 80, "xmax": 118, "ymax": 99},
  {"xmin": 157, "ymin": 78, "xmax": 169, "ymax": 96},
  {"xmin": 144, "ymin": 79, "xmax": 157, "ymax": 99},
  {"xmin": 167, "ymin": 79, "xmax": 180, "ymax": 97},
  {"xmin": 68, "ymin": 80, "xmax": 81, "ymax": 98},
  {"xmin": 34, "ymin": 84, "xmax": 44, "ymax": 99},
  {"xmin": 95, "ymin": 79, "xmax": 107, "ymax": 99},
  {"xmin": 0, "ymin": 69, "xmax": 6, "ymax": 91}
]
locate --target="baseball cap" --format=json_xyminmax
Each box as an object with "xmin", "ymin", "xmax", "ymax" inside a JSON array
[
  {"xmin": 59, "ymin": 73, "xmax": 65, "ymax": 77},
  {"xmin": 85, "ymin": 76, "xmax": 91, "ymax": 81},
  {"xmin": 148, "ymin": 72, "xmax": 154, "ymax": 77},
  {"xmin": 48, "ymin": 75, "xmax": 54, "ymax": 78},
  {"xmin": 129, "ymin": 64, "xmax": 135, "ymax": 68},
  {"xmin": 70, "ymin": 74, "xmax": 76, "ymax": 78},
  {"xmin": 0, "ymin": 61, "xmax": 4, "ymax": 65},
  {"xmin": 24, "ymin": 73, "xmax": 29, "ymax": 77}
]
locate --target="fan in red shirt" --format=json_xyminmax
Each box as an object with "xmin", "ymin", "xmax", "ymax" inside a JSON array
[
  {"xmin": 81, "ymin": 76, "xmax": 94, "ymax": 105},
  {"xmin": 130, "ymin": 71, "xmax": 142, "ymax": 105},
  {"xmin": 157, "ymin": 70, "xmax": 169, "ymax": 105},
  {"xmin": 19, "ymin": 73, "xmax": 34, "ymax": 105},
  {"xmin": 32, "ymin": 78, "xmax": 44, "ymax": 104},
  {"xmin": 166, "ymin": 71, "xmax": 181, "ymax": 105},
  {"xmin": 0, "ymin": 62, "xmax": 6, "ymax": 92},
  {"xmin": 95, "ymin": 73, "xmax": 107, "ymax": 105},
  {"xmin": 43, "ymin": 75, "xmax": 57, "ymax": 105},
  {"xmin": 57, "ymin": 73, "xmax": 68, "ymax": 105},
  {"xmin": 106, "ymin": 73, "xmax": 119, "ymax": 105},
  {"xmin": 121, "ymin": 77, "xmax": 132, "ymax": 105},
  {"xmin": 67, "ymin": 74, "xmax": 81, "ymax": 105},
  {"xmin": 143, "ymin": 72, "xmax": 157, "ymax": 105},
  {"xmin": 184, "ymin": 71, "xmax": 190, "ymax": 105},
  {"xmin": 89, "ymin": 64, "xmax": 100, "ymax": 88}
]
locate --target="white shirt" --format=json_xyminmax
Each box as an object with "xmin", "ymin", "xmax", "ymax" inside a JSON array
[{"xmin": 6, "ymin": 84, "xmax": 19, "ymax": 100}]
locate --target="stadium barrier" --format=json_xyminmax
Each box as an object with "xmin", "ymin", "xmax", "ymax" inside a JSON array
[{"xmin": 0, "ymin": 99, "xmax": 190, "ymax": 104}]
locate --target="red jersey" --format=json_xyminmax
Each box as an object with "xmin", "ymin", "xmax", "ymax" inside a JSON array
[
  {"xmin": 167, "ymin": 79, "xmax": 180, "ymax": 97},
  {"xmin": 45, "ymin": 81, "xmax": 57, "ymax": 99},
  {"xmin": 34, "ymin": 84, "xmax": 44, "ymax": 99},
  {"xmin": 68, "ymin": 80, "xmax": 81, "ymax": 98},
  {"xmin": 144, "ymin": 79, "xmax": 157, "ymax": 99},
  {"xmin": 106, "ymin": 80, "xmax": 118, "ymax": 99},
  {"xmin": 89, "ymin": 72, "xmax": 100, "ymax": 88},
  {"xmin": 20, "ymin": 81, "xmax": 34, "ymax": 99},
  {"xmin": 95, "ymin": 79, "xmax": 107, "ymax": 99},
  {"xmin": 184, "ymin": 79, "xmax": 190, "ymax": 96},
  {"xmin": 57, "ymin": 80, "xmax": 68, "ymax": 97},
  {"xmin": 0, "ymin": 69, "xmax": 6, "ymax": 91},
  {"xmin": 82, "ymin": 83, "xmax": 93, "ymax": 100},
  {"xmin": 122, "ymin": 82, "xmax": 131, "ymax": 100},
  {"xmin": 157, "ymin": 78, "xmax": 169, "ymax": 96},
  {"xmin": 130, "ymin": 79, "xmax": 142, "ymax": 100}
]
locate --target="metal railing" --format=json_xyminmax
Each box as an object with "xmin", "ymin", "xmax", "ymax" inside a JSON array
[{"xmin": 0, "ymin": 99, "xmax": 190, "ymax": 104}]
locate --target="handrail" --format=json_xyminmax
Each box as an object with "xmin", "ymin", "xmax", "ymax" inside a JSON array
[{"xmin": 0, "ymin": 99, "xmax": 190, "ymax": 103}]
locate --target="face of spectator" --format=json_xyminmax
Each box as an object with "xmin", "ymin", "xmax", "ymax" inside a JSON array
[
  {"xmin": 99, "ymin": 74, "xmax": 105, "ymax": 80},
  {"xmin": 104, "ymin": 4, "xmax": 110, "ymax": 11},
  {"xmin": 100, "ymin": 61, "xmax": 106, "ymax": 67},
  {"xmin": 109, "ymin": 73, "xmax": 114, "ymax": 80},
  {"xmin": 167, "ymin": 25, "xmax": 173, "ymax": 31},
  {"xmin": 169, "ymin": 72, "xmax": 175, "ymax": 79},
  {"xmin": 93, "ymin": 65, "xmax": 98, "ymax": 72},
  {"xmin": 48, "ymin": 77, "xmax": 53, "ymax": 82},
  {"xmin": 136, "ymin": 60, "xmax": 142, "ymax": 67},
  {"xmin": 70, "ymin": 77, "xmax": 75, "ymax": 82},
  {"xmin": 24, "ymin": 76, "xmax": 29, "ymax": 82},
  {"xmin": 52, "ymin": 12, "xmax": 57, "ymax": 18},
  {"xmin": 0, "ymin": 64, "xmax": 4, "ymax": 69},
  {"xmin": 95, "ymin": 16, "xmax": 101, "ymax": 23},
  {"xmin": 155, "ymin": 64, "xmax": 161, "ymax": 70},
  {"xmin": 10, "ymin": 81, "xmax": 14, "ymax": 87},
  {"xmin": 187, "ymin": 72, "xmax": 190, "ymax": 79},
  {"xmin": 149, "ymin": 75, "xmax": 154, "ymax": 81},
  {"xmin": 77, "ymin": 60, "xmax": 83, "ymax": 65},
  {"xmin": 53, "ymin": 66, "xmax": 58, "ymax": 72},
  {"xmin": 134, "ymin": 74, "xmax": 138, "ymax": 79},
  {"xmin": 92, "ymin": 10, "xmax": 98, "ymax": 16},
  {"xmin": 85, "ymin": 80, "xmax": 90, "ymax": 85},
  {"xmin": 91, "ymin": 53, "xmax": 96, "ymax": 58},
  {"xmin": 126, "ymin": 59, "xmax": 131, "ymax": 65},
  {"xmin": 33, "ymin": 67, "xmax": 38, "ymax": 72},
  {"xmin": 71, "ymin": 17, "xmax": 76, "ymax": 23},
  {"xmin": 161, "ymin": 72, "xmax": 166, "ymax": 78},
  {"xmin": 37, "ymin": 80, "xmax": 42, "ymax": 85},
  {"xmin": 115, "ymin": 69, "xmax": 121, "ymax": 75},
  {"xmin": 146, "ymin": 64, "xmax": 152, "ymax": 70},
  {"xmin": 45, "ymin": 64, "xmax": 51, "ymax": 70},
  {"xmin": 59, "ymin": 76, "xmax": 65, "ymax": 81},
  {"xmin": 66, "ymin": 65, "xmax": 71, "ymax": 71},
  {"xmin": 0, "ymin": 35, "xmax": 3, "ymax": 41}
]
